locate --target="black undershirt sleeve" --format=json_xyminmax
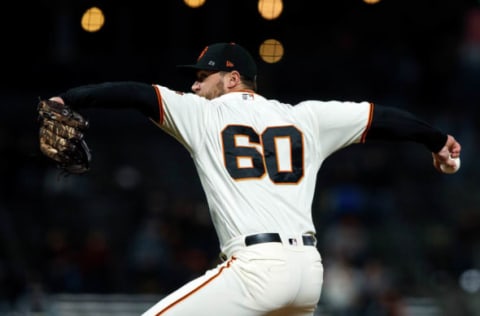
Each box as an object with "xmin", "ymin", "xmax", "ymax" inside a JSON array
[
  {"xmin": 60, "ymin": 81, "xmax": 160, "ymax": 121},
  {"xmin": 366, "ymin": 104, "xmax": 447, "ymax": 153}
]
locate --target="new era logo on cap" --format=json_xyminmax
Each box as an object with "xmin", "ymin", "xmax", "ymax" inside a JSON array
[{"xmin": 178, "ymin": 42, "xmax": 257, "ymax": 80}]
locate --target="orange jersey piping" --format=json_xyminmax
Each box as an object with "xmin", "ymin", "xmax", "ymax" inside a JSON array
[
  {"xmin": 155, "ymin": 257, "xmax": 237, "ymax": 315},
  {"xmin": 152, "ymin": 85, "xmax": 164, "ymax": 125},
  {"xmin": 360, "ymin": 102, "xmax": 374, "ymax": 143}
]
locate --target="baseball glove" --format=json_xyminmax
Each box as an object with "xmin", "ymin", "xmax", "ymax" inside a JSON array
[{"xmin": 37, "ymin": 99, "xmax": 92, "ymax": 174}]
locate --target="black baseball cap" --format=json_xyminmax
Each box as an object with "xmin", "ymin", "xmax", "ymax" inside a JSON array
[{"xmin": 178, "ymin": 42, "xmax": 257, "ymax": 80}]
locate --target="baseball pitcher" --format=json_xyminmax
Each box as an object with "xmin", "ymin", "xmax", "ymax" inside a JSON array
[{"xmin": 38, "ymin": 42, "xmax": 461, "ymax": 316}]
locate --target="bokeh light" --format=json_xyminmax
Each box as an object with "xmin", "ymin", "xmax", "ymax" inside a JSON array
[
  {"xmin": 81, "ymin": 7, "xmax": 105, "ymax": 32},
  {"xmin": 258, "ymin": 0, "xmax": 283, "ymax": 20},
  {"xmin": 184, "ymin": 0, "xmax": 206, "ymax": 8},
  {"xmin": 459, "ymin": 269, "xmax": 480, "ymax": 293},
  {"xmin": 259, "ymin": 39, "xmax": 284, "ymax": 63}
]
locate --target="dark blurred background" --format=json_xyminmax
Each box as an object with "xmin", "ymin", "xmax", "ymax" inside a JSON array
[{"xmin": 1, "ymin": 0, "xmax": 479, "ymax": 315}]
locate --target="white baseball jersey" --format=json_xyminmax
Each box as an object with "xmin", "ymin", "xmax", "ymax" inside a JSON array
[{"xmin": 152, "ymin": 85, "xmax": 373, "ymax": 249}]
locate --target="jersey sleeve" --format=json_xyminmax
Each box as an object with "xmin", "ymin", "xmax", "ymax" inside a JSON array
[
  {"xmin": 366, "ymin": 104, "xmax": 447, "ymax": 152},
  {"xmin": 151, "ymin": 85, "xmax": 209, "ymax": 152},
  {"xmin": 296, "ymin": 100, "xmax": 373, "ymax": 157}
]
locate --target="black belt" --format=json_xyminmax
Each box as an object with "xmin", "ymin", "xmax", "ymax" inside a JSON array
[{"xmin": 245, "ymin": 233, "xmax": 316, "ymax": 246}]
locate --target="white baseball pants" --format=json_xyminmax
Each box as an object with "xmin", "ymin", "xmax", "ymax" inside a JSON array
[{"xmin": 142, "ymin": 235, "xmax": 324, "ymax": 316}]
